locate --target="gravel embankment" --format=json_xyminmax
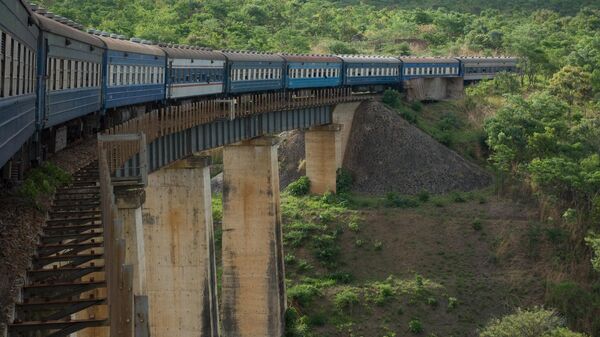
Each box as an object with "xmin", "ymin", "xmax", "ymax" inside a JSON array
[{"xmin": 276, "ymin": 101, "xmax": 491, "ymax": 194}]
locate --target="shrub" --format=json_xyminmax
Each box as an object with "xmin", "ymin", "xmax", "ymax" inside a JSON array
[
  {"xmin": 473, "ymin": 219, "xmax": 483, "ymax": 231},
  {"xmin": 312, "ymin": 233, "xmax": 340, "ymax": 266},
  {"xmin": 336, "ymin": 168, "xmax": 353, "ymax": 194},
  {"xmin": 19, "ymin": 163, "xmax": 71, "ymax": 204},
  {"xmin": 329, "ymin": 272, "xmax": 354, "ymax": 284},
  {"xmin": 447, "ymin": 297, "xmax": 458, "ymax": 311},
  {"xmin": 427, "ymin": 297, "xmax": 438, "ymax": 307},
  {"xmin": 348, "ymin": 220, "xmax": 360, "ymax": 233},
  {"xmin": 417, "ymin": 190, "xmax": 430, "ymax": 202},
  {"xmin": 479, "ymin": 307, "xmax": 587, "ymax": 337},
  {"xmin": 288, "ymin": 284, "xmax": 321, "ymax": 307},
  {"xmin": 411, "ymin": 101, "xmax": 424, "ymax": 112},
  {"xmin": 334, "ymin": 287, "xmax": 360, "ymax": 311},
  {"xmin": 546, "ymin": 282, "xmax": 593, "ymax": 326},
  {"xmin": 373, "ymin": 240, "xmax": 384, "ymax": 251},
  {"xmin": 383, "ymin": 89, "xmax": 402, "ymax": 108},
  {"xmin": 288, "ymin": 176, "xmax": 311, "ymax": 196},
  {"xmin": 355, "ymin": 239, "xmax": 365, "ymax": 248},
  {"xmin": 284, "ymin": 253, "xmax": 297, "ymax": 265},
  {"xmin": 451, "ymin": 192, "xmax": 466, "ymax": 203},
  {"xmin": 373, "ymin": 282, "xmax": 396, "ymax": 305},
  {"xmin": 408, "ymin": 319, "xmax": 424, "ymax": 334},
  {"xmin": 297, "ymin": 259, "xmax": 313, "ymax": 272},
  {"xmin": 385, "ymin": 192, "xmax": 420, "ymax": 208}
]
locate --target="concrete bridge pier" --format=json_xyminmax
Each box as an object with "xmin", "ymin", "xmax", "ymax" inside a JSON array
[
  {"xmin": 305, "ymin": 124, "xmax": 342, "ymax": 194},
  {"xmin": 221, "ymin": 137, "xmax": 286, "ymax": 337},
  {"xmin": 115, "ymin": 186, "xmax": 147, "ymax": 296},
  {"xmin": 142, "ymin": 155, "xmax": 220, "ymax": 337}
]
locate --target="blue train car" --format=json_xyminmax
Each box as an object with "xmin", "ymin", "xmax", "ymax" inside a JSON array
[
  {"xmin": 0, "ymin": 0, "xmax": 39, "ymax": 169},
  {"xmin": 399, "ymin": 57, "xmax": 460, "ymax": 80},
  {"xmin": 161, "ymin": 45, "xmax": 226, "ymax": 100},
  {"xmin": 95, "ymin": 34, "xmax": 166, "ymax": 110},
  {"xmin": 339, "ymin": 55, "xmax": 400, "ymax": 88},
  {"xmin": 457, "ymin": 56, "xmax": 519, "ymax": 81},
  {"xmin": 279, "ymin": 54, "xmax": 342, "ymax": 89},
  {"xmin": 222, "ymin": 51, "xmax": 284, "ymax": 94},
  {"xmin": 34, "ymin": 11, "xmax": 104, "ymax": 128}
]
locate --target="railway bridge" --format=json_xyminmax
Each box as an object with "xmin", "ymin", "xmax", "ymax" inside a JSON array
[{"xmin": 8, "ymin": 88, "xmax": 369, "ymax": 337}]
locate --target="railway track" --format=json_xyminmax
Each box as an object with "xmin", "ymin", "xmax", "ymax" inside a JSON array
[{"xmin": 8, "ymin": 162, "xmax": 108, "ymax": 337}]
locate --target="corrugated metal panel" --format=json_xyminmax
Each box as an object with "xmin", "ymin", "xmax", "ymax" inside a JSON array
[
  {"xmin": 221, "ymin": 51, "xmax": 284, "ymax": 63},
  {"xmin": 398, "ymin": 57, "xmax": 459, "ymax": 64},
  {"xmin": 161, "ymin": 46, "xmax": 226, "ymax": 60},
  {"xmin": 337, "ymin": 55, "xmax": 401, "ymax": 64},
  {"xmin": 279, "ymin": 54, "xmax": 342, "ymax": 63},
  {"xmin": 35, "ymin": 14, "xmax": 104, "ymax": 47},
  {"xmin": 96, "ymin": 35, "xmax": 165, "ymax": 56}
]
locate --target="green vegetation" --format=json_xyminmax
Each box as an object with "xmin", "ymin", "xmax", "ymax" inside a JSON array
[
  {"xmin": 287, "ymin": 176, "xmax": 311, "ymax": 196},
  {"xmin": 479, "ymin": 308, "xmax": 587, "ymax": 337},
  {"xmin": 19, "ymin": 163, "xmax": 71, "ymax": 206}
]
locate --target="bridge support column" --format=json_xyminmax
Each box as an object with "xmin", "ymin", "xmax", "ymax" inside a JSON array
[
  {"xmin": 115, "ymin": 186, "xmax": 147, "ymax": 295},
  {"xmin": 221, "ymin": 137, "xmax": 286, "ymax": 337},
  {"xmin": 305, "ymin": 124, "xmax": 342, "ymax": 194},
  {"xmin": 142, "ymin": 155, "xmax": 219, "ymax": 337}
]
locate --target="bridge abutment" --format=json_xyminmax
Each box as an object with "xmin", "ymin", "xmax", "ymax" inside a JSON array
[
  {"xmin": 142, "ymin": 155, "xmax": 220, "ymax": 337},
  {"xmin": 221, "ymin": 137, "xmax": 286, "ymax": 337}
]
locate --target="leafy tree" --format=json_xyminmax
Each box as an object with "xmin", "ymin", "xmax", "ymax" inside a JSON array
[{"xmin": 549, "ymin": 66, "xmax": 593, "ymax": 105}]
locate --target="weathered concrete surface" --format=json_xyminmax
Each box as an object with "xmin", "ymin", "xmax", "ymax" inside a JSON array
[
  {"xmin": 221, "ymin": 137, "xmax": 286, "ymax": 337},
  {"xmin": 332, "ymin": 102, "xmax": 362, "ymax": 169},
  {"xmin": 305, "ymin": 124, "xmax": 342, "ymax": 194},
  {"xmin": 404, "ymin": 77, "xmax": 464, "ymax": 101},
  {"xmin": 142, "ymin": 155, "xmax": 219, "ymax": 337},
  {"xmin": 115, "ymin": 187, "xmax": 147, "ymax": 295}
]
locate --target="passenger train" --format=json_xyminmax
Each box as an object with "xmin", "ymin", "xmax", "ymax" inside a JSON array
[{"xmin": 0, "ymin": 0, "xmax": 519, "ymax": 179}]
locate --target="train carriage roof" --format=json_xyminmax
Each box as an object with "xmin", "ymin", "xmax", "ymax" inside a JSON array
[
  {"xmin": 457, "ymin": 56, "xmax": 519, "ymax": 64},
  {"xmin": 94, "ymin": 35, "xmax": 165, "ymax": 57},
  {"xmin": 336, "ymin": 55, "xmax": 401, "ymax": 64},
  {"xmin": 220, "ymin": 51, "xmax": 284, "ymax": 63},
  {"xmin": 278, "ymin": 54, "xmax": 341, "ymax": 63},
  {"xmin": 34, "ymin": 13, "xmax": 104, "ymax": 48},
  {"xmin": 160, "ymin": 45, "xmax": 226, "ymax": 60},
  {"xmin": 398, "ymin": 57, "xmax": 460, "ymax": 64}
]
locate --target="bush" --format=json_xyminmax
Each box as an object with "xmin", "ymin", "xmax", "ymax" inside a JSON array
[
  {"xmin": 479, "ymin": 307, "xmax": 587, "ymax": 337},
  {"xmin": 417, "ymin": 190, "xmax": 430, "ymax": 202},
  {"xmin": 334, "ymin": 287, "xmax": 360, "ymax": 311},
  {"xmin": 409, "ymin": 319, "xmax": 424, "ymax": 334},
  {"xmin": 287, "ymin": 284, "xmax": 322, "ymax": 307},
  {"xmin": 546, "ymin": 282, "xmax": 594, "ymax": 326},
  {"xmin": 19, "ymin": 163, "xmax": 71, "ymax": 204},
  {"xmin": 373, "ymin": 240, "xmax": 384, "ymax": 251},
  {"xmin": 336, "ymin": 168, "xmax": 353, "ymax": 194},
  {"xmin": 447, "ymin": 297, "xmax": 458, "ymax": 311},
  {"xmin": 473, "ymin": 219, "xmax": 483, "ymax": 231},
  {"xmin": 288, "ymin": 176, "xmax": 311, "ymax": 196},
  {"xmin": 385, "ymin": 192, "xmax": 420, "ymax": 208},
  {"xmin": 383, "ymin": 89, "xmax": 402, "ymax": 108}
]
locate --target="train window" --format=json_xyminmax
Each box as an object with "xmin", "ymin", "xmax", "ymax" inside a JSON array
[
  {"xmin": 74, "ymin": 61, "xmax": 78, "ymax": 88},
  {"xmin": 0, "ymin": 32, "xmax": 4, "ymax": 98}
]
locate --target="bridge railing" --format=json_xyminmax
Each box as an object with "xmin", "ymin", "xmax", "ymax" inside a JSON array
[{"xmin": 101, "ymin": 87, "xmax": 363, "ymax": 177}]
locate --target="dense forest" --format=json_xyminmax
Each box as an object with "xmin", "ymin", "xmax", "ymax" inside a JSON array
[{"xmin": 35, "ymin": 0, "xmax": 600, "ymax": 336}]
